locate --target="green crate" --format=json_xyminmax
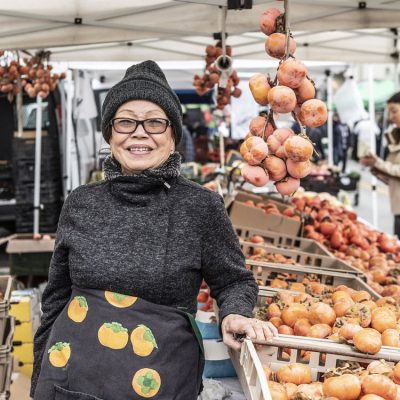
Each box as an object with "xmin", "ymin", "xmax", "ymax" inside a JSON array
[
  {"xmin": 9, "ymin": 252, "xmax": 52, "ymax": 276},
  {"xmin": 6, "ymin": 234, "xmax": 54, "ymax": 277}
]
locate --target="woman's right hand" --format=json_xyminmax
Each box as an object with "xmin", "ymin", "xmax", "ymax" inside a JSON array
[
  {"xmin": 360, "ymin": 153, "xmax": 378, "ymax": 167},
  {"xmin": 221, "ymin": 314, "xmax": 278, "ymax": 351}
]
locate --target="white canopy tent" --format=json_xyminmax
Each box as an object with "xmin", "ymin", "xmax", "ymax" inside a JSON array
[
  {"xmin": 2, "ymin": 0, "xmax": 398, "ymax": 232},
  {"xmin": 0, "ymin": 0, "xmax": 398, "ymax": 64}
]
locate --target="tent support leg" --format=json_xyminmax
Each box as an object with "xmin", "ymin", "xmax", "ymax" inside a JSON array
[
  {"xmin": 368, "ymin": 64, "xmax": 378, "ymax": 229},
  {"xmin": 33, "ymin": 95, "xmax": 43, "ymax": 235},
  {"xmin": 326, "ymin": 71, "xmax": 334, "ymax": 166}
]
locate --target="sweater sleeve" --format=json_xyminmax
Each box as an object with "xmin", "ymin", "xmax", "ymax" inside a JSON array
[
  {"xmin": 201, "ymin": 193, "xmax": 258, "ymax": 322},
  {"xmin": 374, "ymin": 158, "xmax": 400, "ymax": 178},
  {"xmin": 30, "ymin": 195, "xmax": 73, "ymax": 397}
]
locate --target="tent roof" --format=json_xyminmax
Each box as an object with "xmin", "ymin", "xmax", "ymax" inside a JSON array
[{"xmin": 0, "ymin": 1, "xmax": 399, "ymax": 63}]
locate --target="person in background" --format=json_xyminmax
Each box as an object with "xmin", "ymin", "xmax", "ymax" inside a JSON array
[
  {"xmin": 353, "ymin": 116, "xmax": 380, "ymax": 161},
  {"xmin": 177, "ymin": 113, "xmax": 195, "ymax": 162},
  {"xmin": 360, "ymin": 92, "xmax": 400, "ymax": 237},
  {"xmin": 333, "ymin": 113, "xmax": 350, "ymax": 173},
  {"xmin": 292, "ymin": 121, "xmax": 326, "ymax": 163}
]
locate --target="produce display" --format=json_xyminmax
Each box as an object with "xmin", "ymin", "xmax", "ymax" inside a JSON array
[
  {"xmin": 293, "ymin": 195, "xmax": 400, "ymax": 300},
  {"xmin": 241, "ymin": 199, "xmax": 301, "ymax": 222},
  {"xmin": 0, "ymin": 51, "xmax": 65, "ymax": 100},
  {"xmin": 255, "ymin": 285, "xmax": 400, "ymax": 355},
  {"xmin": 223, "ymin": 180, "xmax": 400, "ymax": 398},
  {"xmin": 263, "ymin": 360, "xmax": 400, "ymax": 400},
  {"xmin": 240, "ymin": 5, "xmax": 327, "ymax": 195},
  {"xmin": 246, "ymin": 248, "xmax": 296, "ymax": 265},
  {"xmin": 192, "ymin": 42, "xmax": 241, "ymax": 109}
]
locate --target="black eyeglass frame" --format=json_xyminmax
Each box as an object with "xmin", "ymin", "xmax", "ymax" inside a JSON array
[{"xmin": 110, "ymin": 117, "xmax": 172, "ymax": 134}]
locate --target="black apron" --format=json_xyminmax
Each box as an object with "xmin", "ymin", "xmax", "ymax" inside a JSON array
[{"xmin": 34, "ymin": 287, "xmax": 204, "ymax": 400}]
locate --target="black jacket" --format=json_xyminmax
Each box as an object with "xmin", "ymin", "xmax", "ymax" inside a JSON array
[{"xmin": 31, "ymin": 153, "xmax": 258, "ymax": 396}]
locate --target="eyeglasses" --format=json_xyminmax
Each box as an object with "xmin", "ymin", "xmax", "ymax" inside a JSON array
[{"xmin": 110, "ymin": 118, "xmax": 172, "ymax": 134}]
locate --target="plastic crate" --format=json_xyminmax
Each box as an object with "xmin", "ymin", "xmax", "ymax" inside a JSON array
[
  {"xmin": 0, "ymin": 182, "xmax": 14, "ymax": 201},
  {"xmin": 235, "ymin": 225, "xmax": 332, "ymax": 257},
  {"xmin": 12, "ymin": 136, "xmax": 58, "ymax": 160},
  {"xmin": 16, "ymin": 224, "xmax": 58, "ymax": 234},
  {"xmin": 15, "ymin": 202, "xmax": 60, "ymax": 222},
  {"xmin": 229, "ymin": 339, "xmax": 270, "ymax": 400},
  {"xmin": 240, "ymin": 241, "xmax": 363, "ymax": 276},
  {"xmin": 14, "ymin": 159, "xmax": 61, "ymax": 184},
  {"xmin": 339, "ymin": 175, "xmax": 360, "ymax": 191},
  {"xmin": 0, "ymin": 278, "xmax": 12, "ymax": 318},
  {"xmin": 0, "ymin": 165, "xmax": 12, "ymax": 181},
  {"xmin": 230, "ymin": 336, "xmax": 400, "ymax": 400},
  {"xmin": 0, "ymin": 318, "xmax": 14, "ymax": 396},
  {"xmin": 15, "ymin": 202, "xmax": 61, "ymax": 226},
  {"xmin": 7, "ymin": 234, "xmax": 55, "ymax": 276},
  {"xmin": 0, "ymin": 359, "xmax": 12, "ymax": 399},
  {"xmin": 15, "ymin": 180, "xmax": 61, "ymax": 203},
  {"xmin": 300, "ymin": 174, "xmax": 341, "ymax": 196},
  {"xmin": 9, "ymin": 252, "xmax": 53, "ymax": 276},
  {"xmin": 247, "ymin": 260, "xmax": 380, "ymax": 299}
]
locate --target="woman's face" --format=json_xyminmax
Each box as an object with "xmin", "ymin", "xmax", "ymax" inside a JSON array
[
  {"xmin": 109, "ymin": 100, "xmax": 175, "ymax": 175},
  {"xmin": 388, "ymin": 102, "xmax": 400, "ymax": 128}
]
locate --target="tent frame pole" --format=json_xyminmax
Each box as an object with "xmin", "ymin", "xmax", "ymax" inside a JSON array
[
  {"xmin": 66, "ymin": 69, "xmax": 74, "ymax": 195},
  {"xmin": 368, "ymin": 64, "xmax": 378, "ymax": 229},
  {"xmin": 33, "ymin": 95, "xmax": 43, "ymax": 235},
  {"xmin": 326, "ymin": 71, "xmax": 334, "ymax": 166}
]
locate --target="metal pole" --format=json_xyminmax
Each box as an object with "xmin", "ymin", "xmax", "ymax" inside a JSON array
[
  {"xmin": 16, "ymin": 83, "xmax": 23, "ymax": 137},
  {"xmin": 368, "ymin": 65, "xmax": 378, "ymax": 229},
  {"xmin": 59, "ymin": 80, "xmax": 68, "ymax": 198},
  {"xmin": 219, "ymin": 130, "xmax": 225, "ymax": 169},
  {"xmin": 66, "ymin": 69, "xmax": 73, "ymax": 194},
  {"xmin": 284, "ymin": 0, "xmax": 290, "ymax": 30},
  {"xmin": 33, "ymin": 95, "xmax": 43, "ymax": 235},
  {"xmin": 15, "ymin": 51, "xmax": 23, "ymax": 137},
  {"xmin": 326, "ymin": 72, "xmax": 334, "ymax": 166}
]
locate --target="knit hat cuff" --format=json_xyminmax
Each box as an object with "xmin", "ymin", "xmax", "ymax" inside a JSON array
[{"xmin": 101, "ymin": 77, "xmax": 182, "ymax": 144}]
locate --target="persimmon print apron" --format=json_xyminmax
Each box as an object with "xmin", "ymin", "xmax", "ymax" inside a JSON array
[{"xmin": 34, "ymin": 287, "xmax": 204, "ymax": 400}]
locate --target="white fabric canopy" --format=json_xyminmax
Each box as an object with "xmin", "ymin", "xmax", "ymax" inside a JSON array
[{"xmin": 0, "ymin": 0, "xmax": 398, "ymax": 63}]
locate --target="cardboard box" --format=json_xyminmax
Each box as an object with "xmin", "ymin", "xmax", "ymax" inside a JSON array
[
  {"xmin": 237, "ymin": 189, "xmax": 290, "ymax": 206},
  {"xmin": 6, "ymin": 234, "xmax": 55, "ymax": 253},
  {"xmin": 224, "ymin": 195, "xmax": 235, "ymax": 210},
  {"xmin": 229, "ymin": 197, "xmax": 302, "ymax": 236},
  {"xmin": 12, "ymin": 342, "xmax": 33, "ymax": 364},
  {"xmin": 235, "ymin": 191, "xmax": 299, "ymax": 214},
  {"xmin": 13, "ymin": 315, "xmax": 40, "ymax": 343},
  {"xmin": 14, "ymin": 130, "xmax": 48, "ymax": 140}
]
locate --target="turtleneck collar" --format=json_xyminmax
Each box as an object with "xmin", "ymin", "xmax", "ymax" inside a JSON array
[{"xmin": 103, "ymin": 152, "xmax": 181, "ymax": 205}]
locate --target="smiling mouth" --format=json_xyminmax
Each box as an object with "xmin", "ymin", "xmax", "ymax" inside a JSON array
[{"xmin": 126, "ymin": 146, "xmax": 153, "ymax": 154}]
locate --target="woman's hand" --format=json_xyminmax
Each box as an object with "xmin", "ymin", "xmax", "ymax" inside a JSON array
[
  {"xmin": 360, "ymin": 153, "xmax": 378, "ymax": 167},
  {"xmin": 221, "ymin": 314, "xmax": 278, "ymax": 351}
]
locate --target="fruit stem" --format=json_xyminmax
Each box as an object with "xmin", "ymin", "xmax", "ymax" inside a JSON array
[
  {"xmin": 262, "ymin": 119, "xmax": 268, "ymax": 141},
  {"xmin": 268, "ymin": 109, "xmax": 277, "ymax": 130},
  {"xmin": 291, "ymin": 110, "xmax": 306, "ymax": 136}
]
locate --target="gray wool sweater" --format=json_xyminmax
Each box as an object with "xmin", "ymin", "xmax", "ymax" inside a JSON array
[{"xmin": 31, "ymin": 153, "xmax": 258, "ymax": 396}]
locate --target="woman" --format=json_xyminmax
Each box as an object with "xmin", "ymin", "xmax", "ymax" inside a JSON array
[
  {"xmin": 361, "ymin": 92, "xmax": 400, "ymax": 236},
  {"xmin": 31, "ymin": 61, "xmax": 276, "ymax": 400}
]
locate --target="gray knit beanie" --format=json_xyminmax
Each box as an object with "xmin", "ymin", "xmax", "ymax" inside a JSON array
[{"xmin": 101, "ymin": 60, "xmax": 182, "ymax": 144}]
